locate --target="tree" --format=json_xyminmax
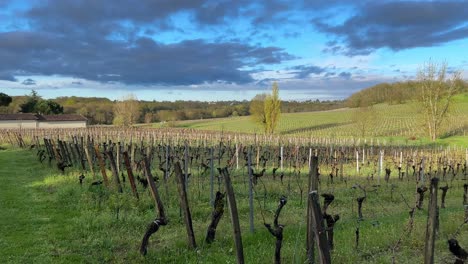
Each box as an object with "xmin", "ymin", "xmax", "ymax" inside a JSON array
[
  {"xmin": 250, "ymin": 82, "xmax": 282, "ymax": 134},
  {"xmin": 250, "ymin": 93, "xmax": 267, "ymax": 132},
  {"xmin": 113, "ymin": 94, "xmax": 141, "ymax": 126},
  {"xmin": 352, "ymin": 104, "xmax": 377, "ymax": 138},
  {"xmin": 20, "ymin": 90, "xmax": 40, "ymax": 113},
  {"xmin": 36, "ymin": 100, "xmax": 64, "ymax": 114},
  {"xmin": 264, "ymin": 82, "xmax": 281, "ymax": 134},
  {"xmin": 0, "ymin": 92, "xmax": 12, "ymax": 107},
  {"xmin": 417, "ymin": 61, "xmax": 461, "ymax": 141}
]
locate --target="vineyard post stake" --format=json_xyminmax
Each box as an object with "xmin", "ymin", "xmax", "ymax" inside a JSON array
[
  {"xmin": 83, "ymin": 143, "xmax": 95, "ymax": 178},
  {"xmin": 309, "ymin": 190, "xmax": 331, "ymax": 264},
  {"xmin": 94, "ymin": 145, "xmax": 110, "ymax": 187},
  {"xmin": 280, "ymin": 146, "xmax": 283, "ymax": 171},
  {"xmin": 221, "ymin": 168, "xmax": 245, "ymax": 264},
  {"xmin": 106, "ymin": 150, "xmax": 123, "ymax": 193},
  {"xmin": 174, "ymin": 162, "xmax": 197, "ymax": 249},
  {"xmin": 248, "ymin": 146, "xmax": 255, "ymax": 233},
  {"xmin": 306, "ymin": 155, "xmax": 319, "ymax": 263},
  {"xmin": 424, "ymin": 177, "xmax": 439, "ymax": 264},
  {"xmin": 379, "ymin": 150, "xmax": 384, "ymax": 184},
  {"xmin": 210, "ymin": 147, "xmax": 214, "ymax": 207},
  {"xmin": 122, "ymin": 151, "xmax": 139, "ymax": 200},
  {"xmin": 184, "ymin": 141, "xmax": 189, "ymax": 190},
  {"xmin": 356, "ymin": 150, "xmax": 359, "ymax": 175}
]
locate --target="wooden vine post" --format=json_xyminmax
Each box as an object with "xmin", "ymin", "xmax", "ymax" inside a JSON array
[
  {"xmin": 140, "ymin": 155, "xmax": 168, "ymax": 256},
  {"xmin": 424, "ymin": 177, "xmax": 439, "ymax": 264},
  {"xmin": 106, "ymin": 150, "xmax": 123, "ymax": 193},
  {"xmin": 122, "ymin": 151, "xmax": 139, "ymax": 200},
  {"xmin": 309, "ymin": 191, "xmax": 331, "ymax": 264},
  {"xmin": 221, "ymin": 167, "xmax": 245, "ymax": 264},
  {"xmin": 174, "ymin": 161, "xmax": 197, "ymax": 249},
  {"xmin": 248, "ymin": 146, "xmax": 255, "ymax": 233},
  {"xmin": 306, "ymin": 155, "xmax": 319, "ymax": 263},
  {"xmin": 94, "ymin": 145, "xmax": 109, "ymax": 187}
]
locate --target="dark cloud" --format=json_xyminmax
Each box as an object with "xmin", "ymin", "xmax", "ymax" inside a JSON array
[
  {"xmin": 315, "ymin": 1, "xmax": 468, "ymax": 55},
  {"xmin": 0, "ymin": 31, "xmax": 293, "ymax": 85},
  {"xmin": 338, "ymin": 72, "xmax": 351, "ymax": 79},
  {"xmin": 71, "ymin": 81, "xmax": 82, "ymax": 85},
  {"xmin": 22, "ymin": 78, "xmax": 36, "ymax": 85},
  {"xmin": 0, "ymin": 71, "xmax": 17, "ymax": 81},
  {"xmin": 290, "ymin": 65, "xmax": 326, "ymax": 79}
]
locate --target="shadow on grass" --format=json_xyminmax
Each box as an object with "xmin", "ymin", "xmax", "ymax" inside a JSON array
[{"xmin": 280, "ymin": 121, "xmax": 352, "ymax": 135}]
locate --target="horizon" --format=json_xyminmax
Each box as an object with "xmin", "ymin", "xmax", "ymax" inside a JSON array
[{"xmin": 1, "ymin": 1, "xmax": 467, "ymax": 101}]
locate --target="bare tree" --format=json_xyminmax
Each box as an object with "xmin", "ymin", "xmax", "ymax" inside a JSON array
[
  {"xmin": 417, "ymin": 62, "xmax": 461, "ymax": 141},
  {"xmin": 113, "ymin": 94, "xmax": 141, "ymax": 127},
  {"xmin": 352, "ymin": 103, "xmax": 377, "ymax": 138}
]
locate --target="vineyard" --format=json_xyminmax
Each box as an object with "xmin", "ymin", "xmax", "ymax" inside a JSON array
[
  {"xmin": 163, "ymin": 94, "xmax": 468, "ymax": 146},
  {"xmin": 0, "ymin": 128, "xmax": 467, "ymax": 263}
]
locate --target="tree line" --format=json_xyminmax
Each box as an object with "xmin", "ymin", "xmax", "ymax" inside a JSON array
[
  {"xmin": 0, "ymin": 90, "xmax": 343, "ymax": 125},
  {"xmin": 346, "ymin": 77, "xmax": 468, "ymax": 107}
]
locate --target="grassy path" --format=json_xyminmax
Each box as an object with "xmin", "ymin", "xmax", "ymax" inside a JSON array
[{"xmin": 0, "ymin": 148, "xmax": 79, "ymax": 263}]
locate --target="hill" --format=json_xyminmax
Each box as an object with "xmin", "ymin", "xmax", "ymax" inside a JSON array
[{"xmin": 152, "ymin": 93, "xmax": 468, "ymax": 146}]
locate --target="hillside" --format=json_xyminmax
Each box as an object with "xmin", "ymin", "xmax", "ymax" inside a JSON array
[{"xmin": 153, "ymin": 94, "xmax": 468, "ymax": 146}]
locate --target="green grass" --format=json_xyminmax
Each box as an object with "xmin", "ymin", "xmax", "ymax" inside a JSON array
[
  {"xmin": 1, "ymin": 147, "xmax": 467, "ymax": 263},
  {"xmin": 153, "ymin": 96, "xmax": 468, "ymax": 147}
]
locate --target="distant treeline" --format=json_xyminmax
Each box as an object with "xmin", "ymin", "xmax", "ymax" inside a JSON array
[
  {"xmin": 2, "ymin": 95, "xmax": 344, "ymax": 125},
  {"xmin": 346, "ymin": 80, "xmax": 468, "ymax": 107}
]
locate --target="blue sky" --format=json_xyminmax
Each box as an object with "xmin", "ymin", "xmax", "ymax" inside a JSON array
[{"xmin": 0, "ymin": 0, "xmax": 467, "ymax": 101}]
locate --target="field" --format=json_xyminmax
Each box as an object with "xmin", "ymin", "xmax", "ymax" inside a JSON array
[
  {"xmin": 0, "ymin": 95, "xmax": 467, "ymax": 263},
  {"xmin": 1, "ymin": 131, "xmax": 467, "ymax": 263},
  {"xmin": 155, "ymin": 94, "xmax": 468, "ymax": 147}
]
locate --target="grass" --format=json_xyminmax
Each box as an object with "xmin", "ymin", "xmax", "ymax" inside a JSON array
[
  {"xmin": 1, "ymin": 146, "xmax": 467, "ymax": 263},
  {"xmin": 152, "ymin": 95, "xmax": 468, "ymax": 147}
]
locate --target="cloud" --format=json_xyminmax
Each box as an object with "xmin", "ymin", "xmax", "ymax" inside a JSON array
[
  {"xmin": 290, "ymin": 65, "xmax": 327, "ymax": 79},
  {"xmin": 338, "ymin": 71, "xmax": 351, "ymax": 79},
  {"xmin": 0, "ymin": 71, "xmax": 17, "ymax": 82},
  {"xmin": 314, "ymin": 1, "xmax": 468, "ymax": 55},
  {"xmin": 22, "ymin": 78, "xmax": 36, "ymax": 85},
  {"xmin": 0, "ymin": 31, "xmax": 294, "ymax": 85}
]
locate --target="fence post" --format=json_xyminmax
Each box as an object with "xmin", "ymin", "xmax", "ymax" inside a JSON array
[
  {"xmin": 174, "ymin": 161, "xmax": 197, "ymax": 249},
  {"xmin": 122, "ymin": 151, "xmax": 139, "ymax": 200},
  {"xmin": 94, "ymin": 145, "xmax": 109, "ymax": 187},
  {"xmin": 306, "ymin": 156, "xmax": 319, "ymax": 263},
  {"xmin": 106, "ymin": 150, "xmax": 123, "ymax": 193},
  {"xmin": 309, "ymin": 191, "xmax": 331, "ymax": 264},
  {"xmin": 424, "ymin": 177, "xmax": 439, "ymax": 264},
  {"xmin": 248, "ymin": 146, "xmax": 255, "ymax": 233},
  {"xmin": 221, "ymin": 168, "xmax": 245, "ymax": 264}
]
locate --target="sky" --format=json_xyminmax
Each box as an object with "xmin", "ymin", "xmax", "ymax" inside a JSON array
[{"xmin": 0, "ymin": 0, "xmax": 467, "ymax": 101}]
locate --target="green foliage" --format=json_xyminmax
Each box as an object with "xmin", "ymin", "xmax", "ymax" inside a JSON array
[
  {"xmin": 17, "ymin": 90, "xmax": 64, "ymax": 115},
  {"xmin": 113, "ymin": 94, "xmax": 141, "ymax": 127},
  {"xmin": 250, "ymin": 93, "xmax": 267, "ymax": 132},
  {"xmin": 19, "ymin": 90, "xmax": 40, "ymax": 113},
  {"xmin": 346, "ymin": 79, "xmax": 468, "ymax": 108},
  {"xmin": 36, "ymin": 100, "xmax": 64, "ymax": 114},
  {"xmin": 264, "ymin": 82, "xmax": 281, "ymax": 134},
  {"xmin": 2, "ymin": 148, "xmax": 467, "ymax": 263},
  {"xmin": 0, "ymin": 92, "xmax": 12, "ymax": 107}
]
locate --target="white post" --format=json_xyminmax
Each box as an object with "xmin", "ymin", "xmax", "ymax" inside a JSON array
[
  {"xmin": 280, "ymin": 146, "xmax": 284, "ymax": 171},
  {"xmin": 399, "ymin": 151, "xmax": 403, "ymax": 168},
  {"xmin": 379, "ymin": 150, "xmax": 384, "ymax": 184},
  {"xmin": 356, "ymin": 150, "xmax": 359, "ymax": 174},
  {"xmin": 235, "ymin": 143, "xmax": 239, "ymax": 170}
]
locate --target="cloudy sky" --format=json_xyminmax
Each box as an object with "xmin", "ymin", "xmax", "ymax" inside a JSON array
[{"xmin": 0, "ymin": 0, "xmax": 467, "ymax": 101}]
